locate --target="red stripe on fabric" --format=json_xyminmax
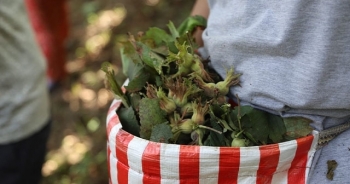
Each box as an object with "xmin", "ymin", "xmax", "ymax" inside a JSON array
[
  {"xmin": 218, "ymin": 147, "xmax": 240, "ymax": 184},
  {"xmin": 116, "ymin": 130, "xmax": 135, "ymax": 184},
  {"xmin": 107, "ymin": 115, "xmax": 120, "ymax": 137},
  {"xmin": 257, "ymin": 144, "xmax": 280, "ymax": 184},
  {"xmin": 179, "ymin": 145, "xmax": 200, "ymax": 184},
  {"xmin": 288, "ymin": 135, "xmax": 314, "ymax": 183},
  {"xmin": 142, "ymin": 142, "xmax": 161, "ymax": 184}
]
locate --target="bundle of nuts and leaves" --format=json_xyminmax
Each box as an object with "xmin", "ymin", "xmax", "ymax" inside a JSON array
[{"xmin": 102, "ymin": 16, "xmax": 313, "ymax": 147}]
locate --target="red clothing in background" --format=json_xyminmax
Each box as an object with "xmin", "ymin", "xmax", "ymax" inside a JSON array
[{"xmin": 25, "ymin": 0, "xmax": 69, "ymax": 83}]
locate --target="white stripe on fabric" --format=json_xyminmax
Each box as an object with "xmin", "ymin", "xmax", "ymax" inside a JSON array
[
  {"xmin": 107, "ymin": 123, "xmax": 121, "ymax": 184},
  {"xmin": 160, "ymin": 143, "xmax": 180, "ymax": 184},
  {"xmin": 109, "ymin": 147, "xmax": 118, "ymax": 184},
  {"xmin": 107, "ymin": 99, "xmax": 121, "ymax": 184},
  {"xmin": 271, "ymin": 140, "xmax": 298, "ymax": 184},
  {"xmin": 122, "ymin": 78, "xmax": 130, "ymax": 86},
  {"xmin": 106, "ymin": 107, "xmax": 118, "ymax": 126},
  {"xmin": 109, "ymin": 99, "xmax": 119, "ymax": 111},
  {"xmin": 199, "ymin": 146, "xmax": 220, "ymax": 184},
  {"xmin": 127, "ymin": 137, "xmax": 149, "ymax": 184},
  {"xmin": 108, "ymin": 122, "xmax": 122, "ymax": 157},
  {"xmin": 305, "ymin": 131, "xmax": 319, "ymax": 184},
  {"xmin": 237, "ymin": 146, "xmax": 260, "ymax": 184}
]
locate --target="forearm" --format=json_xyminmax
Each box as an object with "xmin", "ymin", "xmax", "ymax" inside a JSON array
[
  {"xmin": 190, "ymin": 0, "xmax": 209, "ymax": 47},
  {"xmin": 191, "ymin": 0, "xmax": 209, "ymax": 18}
]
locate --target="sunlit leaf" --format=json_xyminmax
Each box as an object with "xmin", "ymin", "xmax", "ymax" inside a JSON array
[
  {"xmin": 145, "ymin": 27, "xmax": 173, "ymax": 46},
  {"xmin": 167, "ymin": 21, "xmax": 179, "ymax": 39},
  {"xmin": 166, "ymin": 21, "xmax": 180, "ymax": 53},
  {"xmin": 151, "ymin": 45, "xmax": 169, "ymax": 56},
  {"xmin": 177, "ymin": 15, "xmax": 207, "ymax": 36},
  {"xmin": 134, "ymin": 41, "xmax": 166, "ymax": 75},
  {"xmin": 101, "ymin": 62, "xmax": 129, "ymax": 107},
  {"xmin": 120, "ymin": 42, "xmax": 142, "ymax": 77}
]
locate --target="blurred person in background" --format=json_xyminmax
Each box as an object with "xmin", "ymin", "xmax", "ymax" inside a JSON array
[
  {"xmin": 25, "ymin": 0, "xmax": 69, "ymax": 91},
  {"xmin": 191, "ymin": 0, "xmax": 350, "ymax": 183},
  {"xmin": 0, "ymin": 0, "xmax": 51, "ymax": 183}
]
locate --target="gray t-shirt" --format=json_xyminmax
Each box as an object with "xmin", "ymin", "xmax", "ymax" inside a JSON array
[
  {"xmin": 202, "ymin": 0, "xmax": 350, "ymax": 183},
  {"xmin": 0, "ymin": 0, "xmax": 50, "ymax": 144}
]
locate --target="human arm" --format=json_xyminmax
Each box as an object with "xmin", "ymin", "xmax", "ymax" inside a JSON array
[{"xmin": 190, "ymin": 0, "xmax": 209, "ymax": 47}]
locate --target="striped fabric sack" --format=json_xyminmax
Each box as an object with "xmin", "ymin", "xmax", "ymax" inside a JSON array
[{"xmin": 107, "ymin": 98, "xmax": 319, "ymax": 184}]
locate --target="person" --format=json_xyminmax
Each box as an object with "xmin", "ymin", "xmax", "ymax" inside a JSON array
[
  {"xmin": 0, "ymin": 0, "xmax": 51, "ymax": 183},
  {"xmin": 191, "ymin": 0, "xmax": 350, "ymax": 183},
  {"xmin": 25, "ymin": 0, "xmax": 69, "ymax": 91}
]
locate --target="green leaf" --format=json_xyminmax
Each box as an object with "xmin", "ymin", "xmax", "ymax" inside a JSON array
[
  {"xmin": 243, "ymin": 114, "xmax": 269, "ymax": 145},
  {"xmin": 117, "ymin": 106, "xmax": 140, "ymax": 137},
  {"xmin": 230, "ymin": 105, "xmax": 251, "ymax": 130},
  {"xmin": 267, "ymin": 114, "xmax": 286, "ymax": 143},
  {"xmin": 236, "ymin": 105, "xmax": 255, "ymax": 117},
  {"xmin": 128, "ymin": 63, "xmax": 146, "ymax": 80},
  {"xmin": 174, "ymin": 132, "xmax": 192, "ymax": 145},
  {"xmin": 167, "ymin": 21, "xmax": 179, "ymax": 39},
  {"xmin": 124, "ymin": 68, "xmax": 150, "ymax": 92},
  {"xmin": 120, "ymin": 42, "xmax": 143, "ymax": 77},
  {"xmin": 150, "ymin": 122, "xmax": 173, "ymax": 143},
  {"xmin": 283, "ymin": 117, "xmax": 313, "ymax": 140},
  {"xmin": 139, "ymin": 98, "xmax": 167, "ymax": 140},
  {"xmin": 232, "ymin": 106, "xmax": 270, "ymax": 145},
  {"xmin": 128, "ymin": 92, "xmax": 141, "ymax": 111},
  {"xmin": 242, "ymin": 131, "xmax": 258, "ymax": 145},
  {"xmin": 134, "ymin": 41, "xmax": 166, "ymax": 75},
  {"xmin": 177, "ymin": 15, "xmax": 207, "ymax": 36},
  {"xmin": 155, "ymin": 75, "xmax": 163, "ymax": 87},
  {"xmin": 203, "ymin": 119, "xmax": 227, "ymax": 146},
  {"xmin": 166, "ymin": 21, "xmax": 180, "ymax": 53},
  {"xmin": 209, "ymin": 104, "xmax": 236, "ymax": 132},
  {"xmin": 225, "ymin": 110, "xmax": 239, "ymax": 131},
  {"xmin": 101, "ymin": 62, "xmax": 129, "ymax": 108},
  {"xmin": 209, "ymin": 104, "xmax": 225, "ymax": 117},
  {"xmin": 151, "ymin": 45, "xmax": 169, "ymax": 56},
  {"xmin": 145, "ymin": 27, "xmax": 173, "ymax": 46}
]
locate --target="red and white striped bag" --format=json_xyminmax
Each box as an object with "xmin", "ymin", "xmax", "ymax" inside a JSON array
[{"xmin": 107, "ymin": 98, "xmax": 319, "ymax": 184}]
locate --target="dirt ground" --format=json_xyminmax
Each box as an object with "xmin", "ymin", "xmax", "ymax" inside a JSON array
[{"xmin": 42, "ymin": 1, "xmax": 195, "ymax": 183}]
